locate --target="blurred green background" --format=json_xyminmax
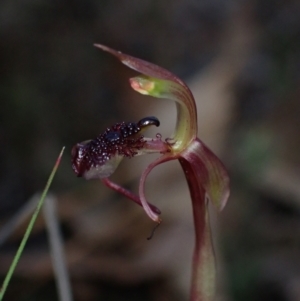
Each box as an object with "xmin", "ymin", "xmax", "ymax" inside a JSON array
[{"xmin": 1, "ymin": 0, "xmax": 300, "ymax": 300}]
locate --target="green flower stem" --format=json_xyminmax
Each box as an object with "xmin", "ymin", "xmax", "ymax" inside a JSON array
[
  {"xmin": 0, "ymin": 147, "xmax": 65, "ymax": 301},
  {"xmin": 179, "ymin": 156, "xmax": 215, "ymax": 301}
]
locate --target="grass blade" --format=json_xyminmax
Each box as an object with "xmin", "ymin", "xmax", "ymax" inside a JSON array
[{"xmin": 0, "ymin": 147, "xmax": 65, "ymax": 301}]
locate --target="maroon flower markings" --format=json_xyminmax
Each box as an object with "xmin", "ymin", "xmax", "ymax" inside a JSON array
[{"xmin": 71, "ymin": 44, "xmax": 230, "ymax": 301}]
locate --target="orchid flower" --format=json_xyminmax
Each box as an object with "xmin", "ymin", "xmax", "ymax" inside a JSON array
[{"xmin": 71, "ymin": 44, "xmax": 230, "ymax": 301}]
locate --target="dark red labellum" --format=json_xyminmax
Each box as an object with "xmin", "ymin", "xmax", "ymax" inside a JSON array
[{"xmin": 71, "ymin": 116, "xmax": 160, "ymax": 177}]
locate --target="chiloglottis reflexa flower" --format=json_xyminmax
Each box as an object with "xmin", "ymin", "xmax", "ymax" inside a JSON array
[{"xmin": 71, "ymin": 44, "xmax": 230, "ymax": 301}]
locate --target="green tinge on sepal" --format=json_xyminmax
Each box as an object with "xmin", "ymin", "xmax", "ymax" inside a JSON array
[
  {"xmin": 130, "ymin": 76, "xmax": 197, "ymax": 154},
  {"xmin": 94, "ymin": 44, "xmax": 198, "ymax": 154}
]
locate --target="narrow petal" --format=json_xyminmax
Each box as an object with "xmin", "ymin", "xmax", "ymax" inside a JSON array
[
  {"xmin": 101, "ymin": 178, "xmax": 161, "ymax": 215},
  {"xmin": 138, "ymin": 154, "xmax": 177, "ymax": 222}
]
